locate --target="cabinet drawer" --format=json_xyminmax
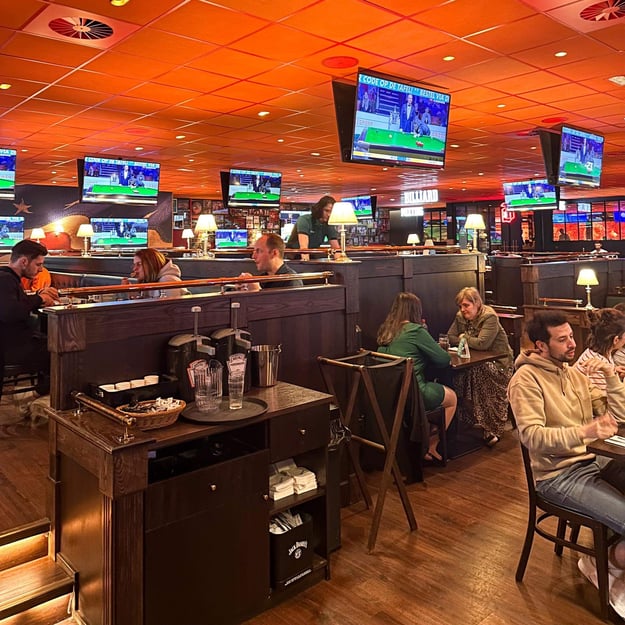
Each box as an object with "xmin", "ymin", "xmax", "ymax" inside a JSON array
[
  {"xmin": 269, "ymin": 405, "xmax": 329, "ymax": 461},
  {"xmin": 146, "ymin": 449, "xmax": 269, "ymax": 531}
]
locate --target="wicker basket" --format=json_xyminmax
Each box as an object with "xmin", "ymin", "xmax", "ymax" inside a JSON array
[{"xmin": 118, "ymin": 399, "xmax": 186, "ymax": 431}]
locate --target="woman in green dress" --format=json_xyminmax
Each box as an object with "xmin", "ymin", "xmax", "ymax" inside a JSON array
[{"xmin": 377, "ymin": 292, "xmax": 457, "ymax": 462}]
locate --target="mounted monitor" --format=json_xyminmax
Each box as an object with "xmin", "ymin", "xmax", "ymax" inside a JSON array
[
  {"xmin": 215, "ymin": 229, "xmax": 248, "ymax": 249},
  {"xmin": 0, "ymin": 148, "xmax": 17, "ymax": 200},
  {"xmin": 81, "ymin": 156, "xmax": 161, "ymax": 205},
  {"xmin": 503, "ymin": 179, "xmax": 558, "ymax": 212},
  {"xmin": 557, "ymin": 125, "xmax": 604, "ymax": 188},
  {"xmin": 334, "ymin": 68, "xmax": 451, "ymax": 169},
  {"xmin": 0, "ymin": 216, "xmax": 24, "ymax": 246},
  {"xmin": 227, "ymin": 168, "xmax": 281, "ymax": 208},
  {"xmin": 340, "ymin": 195, "xmax": 377, "ymax": 220},
  {"xmin": 89, "ymin": 217, "xmax": 149, "ymax": 248}
]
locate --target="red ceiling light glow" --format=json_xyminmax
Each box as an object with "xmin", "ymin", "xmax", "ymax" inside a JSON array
[
  {"xmin": 541, "ymin": 116, "xmax": 568, "ymax": 124},
  {"xmin": 322, "ymin": 56, "xmax": 358, "ymax": 69}
]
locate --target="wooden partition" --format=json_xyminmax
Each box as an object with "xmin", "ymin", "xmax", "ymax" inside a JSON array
[
  {"xmin": 45, "ymin": 285, "xmax": 349, "ymax": 410},
  {"xmin": 44, "ymin": 253, "xmax": 485, "ymax": 354}
]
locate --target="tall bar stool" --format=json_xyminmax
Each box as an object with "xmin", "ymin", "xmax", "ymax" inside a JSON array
[{"xmin": 318, "ymin": 350, "xmax": 424, "ymax": 552}]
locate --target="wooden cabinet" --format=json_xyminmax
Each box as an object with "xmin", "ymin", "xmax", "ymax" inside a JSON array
[{"xmin": 47, "ymin": 382, "xmax": 332, "ymax": 625}]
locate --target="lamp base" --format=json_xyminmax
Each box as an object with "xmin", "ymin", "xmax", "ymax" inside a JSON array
[{"xmin": 332, "ymin": 254, "xmax": 352, "ymax": 263}]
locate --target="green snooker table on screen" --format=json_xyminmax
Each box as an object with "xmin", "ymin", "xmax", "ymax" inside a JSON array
[
  {"xmin": 356, "ymin": 127, "xmax": 445, "ymax": 158},
  {"xmin": 562, "ymin": 161, "xmax": 601, "ymax": 178},
  {"xmin": 0, "ymin": 178, "xmax": 13, "ymax": 193},
  {"xmin": 88, "ymin": 184, "xmax": 158, "ymax": 198},
  {"xmin": 230, "ymin": 191, "xmax": 280, "ymax": 202}
]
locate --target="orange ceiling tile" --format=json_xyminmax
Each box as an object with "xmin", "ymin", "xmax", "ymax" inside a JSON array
[
  {"xmin": 0, "ymin": 56, "xmax": 72, "ymax": 83},
  {"xmin": 2, "ymin": 32, "xmax": 101, "ymax": 66},
  {"xmin": 124, "ymin": 83, "xmax": 201, "ymax": 106},
  {"xmin": 189, "ymin": 49, "xmax": 276, "ymax": 80},
  {"xmin": 154, "ymin": 67, "xmax": 236, "ymax": 93},
  {"xmin": 213, "ymin": 81, "xmax": 290, "ymax": 104}
]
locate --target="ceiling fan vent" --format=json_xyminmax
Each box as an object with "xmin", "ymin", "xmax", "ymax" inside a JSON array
[
  {"xmin": 580, "ymin": 0, "xmax": 625, "ymax": 21},
  {"xmin": 48, "ymin": 17, "xmax": 114, "ymax": 41}
]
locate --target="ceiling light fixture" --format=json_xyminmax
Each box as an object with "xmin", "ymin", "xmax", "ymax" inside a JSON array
[
  {"xmin": 110, "ymin": 0, "xmax": 131, "ymax": 6},
  {"xmin": 554, "ymin": 51, "xmax": 567, "ymax": 58},
  {"xmin": 497, "ymin": 104, "xmax": 506, "ymax": 108},
  {"xmin": 277, "ymin": 138, "xmax": 284, "ymax": 143},
  {"xmin": 258, "ymin": 111, "xmax": 269, "ymax": 117},
  {"xmin": 609, "ymin": 75, "xmax": 625, "ymax": 86},
  {"xmin": 176, "ymin": 135, "xmax": 185, "ymax": 139},
  {"xmin": 443, "ymin": 56, "xmax": 455, "ymax": 62},
  {"xmin": 311, "ymin": 152, "xmax": 320, "ymax": 156},
  {"xmin": 135, "ymin": 146, "xmax": 143, "ymax": 151},
  {"xmin": 0, "ymin": 83, "xmax": 11, "ymax": 90}
]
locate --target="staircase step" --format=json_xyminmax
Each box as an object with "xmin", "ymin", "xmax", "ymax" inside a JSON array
[
  {"xmin": 0, "ymin": 595, "xmax": 72, "ymax": 625},
  {"xmin": 0, "ymin": 520, "xmax": 50, "ymax": 573},
  {"xmin": 0, "ymin": 557, "xmax": 74, "ymax": 621}
]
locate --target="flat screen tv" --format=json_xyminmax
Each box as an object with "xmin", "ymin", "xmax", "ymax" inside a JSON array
[
  {"xmin": 89, "ymin": 217, "xmax": 149, "ymax": 248},
  {"xmin": 557, "ymin": 125, "xmax": 604, "ymax": 188},
  {"xmin": 340, "ymin": 195, "xmax": 377, "ymax": 220},
  {"xmin": 227, "ymin": 169, "xmax": 281, "ymax": 208},
  {"xmin": 81, "ymin": 156, "xmax": 161, "ymax": 205},
  {"xmin": 215, "ymin": 229, "xmax": 248, "ymax": 249},
  {"xmin": 0, "ymin": 148, "xmax": 17, "ymax": 200},
  {"xmin": 0, "ymin": 216, "xmax": 24, "ymax": 246},
  {"xmin": 334, "ymin": 68, "xmax": 451, "ymax": 169},
  {"xmin": 503, "ymin": 179, "xmax": 558, "ymax": 211}
]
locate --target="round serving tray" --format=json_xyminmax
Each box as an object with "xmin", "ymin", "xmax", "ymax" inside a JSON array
[{"xmin": 182, "ymin": 397, "xmax": 268, "ymax": 424}]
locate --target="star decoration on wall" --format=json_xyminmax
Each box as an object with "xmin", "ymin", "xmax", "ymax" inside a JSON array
[{"xmin": 14, "ymin": 199, "xmax": 32, "ymax": 215}]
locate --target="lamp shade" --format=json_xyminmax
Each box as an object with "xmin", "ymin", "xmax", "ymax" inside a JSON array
[
  {"xmin": 407, "ymin": 233, "xmax": 420, "ymax": 245},
  {"xmin": 328, "ymin": 201, "xmax": 358, "ymax": 226},
  {"xmin": 464, "ymin": 213, "xmax": 486, "ymax": 230},
  {"xmin": 30, "ymin": 228, "xmax": 45, "ymax": 240},
  {"xmin": 76, "ymin": 224, "xmax": 94, "ymax": 238},
  {"xmin": 577, "ymin": 268, "xmax": 599, "ymax": 286},
  {"xmin": 195, "ymin": 213, "xmax": 217, "ymax": 233},
  {"xmin": 181, "ymin": 228, "xmax": 194, "ymax": 240}
]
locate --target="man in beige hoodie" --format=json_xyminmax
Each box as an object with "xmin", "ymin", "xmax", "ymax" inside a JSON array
[{"xmin": 508, "ymin": 310, "xmax": 625, "ymax": 606}]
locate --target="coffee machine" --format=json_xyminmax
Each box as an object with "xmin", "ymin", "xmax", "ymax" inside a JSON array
[{"xmin": 167, "ymin": 305, "xmax": 215, "ymax": 402}]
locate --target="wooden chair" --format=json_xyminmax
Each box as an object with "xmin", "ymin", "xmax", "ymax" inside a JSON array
[
  {"xmin": 0, "ymin": 361, "xmax": 39, "ymax": 401},
  {"xmin": 318, "ymin": 350, "xmax": 422, "ymax": 552},
  {"xmin": 516, "ymin": 442, "xmax": 618, "ymax": 621}
]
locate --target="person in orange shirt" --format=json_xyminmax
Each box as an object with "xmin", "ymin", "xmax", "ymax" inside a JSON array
[{"xmin": 21, "ymin": 265, "xmax": 52, "ymax": 293}]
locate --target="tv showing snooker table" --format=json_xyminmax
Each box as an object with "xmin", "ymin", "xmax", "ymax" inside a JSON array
[
  {"xmin": 0, "ymin": 148, "xmax": 17, "ymax": 200},
  {"xmin": 557, "ymin": 125, "xmax": 604, "ymax": 189},
  {"xmin": 81, "ymin": 156, "xmax": 161, "ymax": 205},
  {"xmin": 349, "ymin": 68, "xmax": 451, "ymax": 169},
  {"xmin": 228, "ymin": 168, "xmax": 282, "ymax": 208}
]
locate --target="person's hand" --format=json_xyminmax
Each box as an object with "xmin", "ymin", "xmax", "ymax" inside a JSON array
[
  {"xmin": 237, "ymin": 272, "xmax": 260, "ymax": 292},
  {"xmin": 38, "ymin": 286, "xmax": 58, "ymax": 306},
  {"xmin": 300, "ymin": 253, "xmax": 310, "ymax": 261},
  {"xmin": 580, "ymin": 413, "xmax": 619, "ymax": 441},
  {"xmin": 583, "ymin": 356, "xmax": 616, "ymax": 378},
  {"xmin": 616, "ymin": 365, "xmax": 625, "ymax": 380}
]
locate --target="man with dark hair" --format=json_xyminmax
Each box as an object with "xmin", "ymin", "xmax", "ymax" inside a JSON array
[
  {"xmin": 285, "ymin": 195, "xmax": 341, "ymax": 260},
  {"xmin": 239, "ymin": 233, "xmax": 303, "ymax": 291},
  {"xmin": 508, "ymin": 310, "xmax": 625, "ymax": 606},
  {"xmin": 0, "ymin": 240, "xmax": 58, "ymax": 395}
]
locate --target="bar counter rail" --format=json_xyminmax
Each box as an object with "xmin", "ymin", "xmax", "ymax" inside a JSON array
[{"xmin": 55, "ymin": 270, "xmax": 334, "ymax": 299}]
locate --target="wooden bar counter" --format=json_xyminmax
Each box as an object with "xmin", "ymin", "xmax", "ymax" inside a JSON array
[{"xmin": 46, "ymin": 382, "xmax": 333, "ymax": 625}]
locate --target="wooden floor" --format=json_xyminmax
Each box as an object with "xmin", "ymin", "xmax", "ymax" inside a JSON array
[{"xmin": 0, "ymin": 412, "xmax": 616, "ymax": 625}]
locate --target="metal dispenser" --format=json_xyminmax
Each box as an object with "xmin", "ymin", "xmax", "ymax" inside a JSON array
[
  {"xmin": 167, "ymin": 305, "xmax": 215, "ymax": 402},
  {"xmin": 210, "ymin": 302, "xmax": 252, "ymax": 394}
]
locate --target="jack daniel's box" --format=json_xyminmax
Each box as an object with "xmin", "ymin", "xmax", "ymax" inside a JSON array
[{"xmin": 270, "ymin": 512, "xmax": 313, "ymax": 589}]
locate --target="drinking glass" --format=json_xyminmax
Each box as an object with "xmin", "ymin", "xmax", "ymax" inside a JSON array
[
  {"xmin": 438, "ymin": 334, "xmax": 450, "ymax": 350},
  {"xmin": 228, "ymin": 373, "xmax": 245, "ymax": 410}
]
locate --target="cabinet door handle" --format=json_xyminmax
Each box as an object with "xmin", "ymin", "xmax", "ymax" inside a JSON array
[
  {"xmin": 299, "ymin": 428, "xmax": 306, "ymax": 436},
  {"xmin": 209, "ymin": 484, "xmax": 217, "ymax": 492},
  {"xmin": 263, "ymin": 494, "xmax": 269, "ymax": 501}
]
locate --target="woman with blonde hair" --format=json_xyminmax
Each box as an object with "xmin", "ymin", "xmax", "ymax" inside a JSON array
[
  {"xmin": 447, "ymin": 286, "xmax": 513, "ymax": 446},
  {"xmin": 377, "ymin": 292, "xmax": 457, "ymax": 462}
]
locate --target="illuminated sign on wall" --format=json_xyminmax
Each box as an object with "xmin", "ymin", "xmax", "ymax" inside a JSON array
[
  {"xmin": 400, "ymin": 206, "xmax": 424, "ymax": 217},
  {"xmin": 402, "ymin": 189, "xmax": 439, "ymax": 204}
]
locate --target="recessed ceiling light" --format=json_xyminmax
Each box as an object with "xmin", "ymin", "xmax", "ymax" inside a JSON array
[
  {"xmin": 371, "ymin": 188, "xmax": 376, "ymax": 191},
  {"xmin": 497, "ymin": 103, "xmax": 506, "ymax": 108},
  {"xmin": 478, "ymin": 172, "xmax": 484, "ymax": 176},
  {"xmin": 277, "ymin": 138, "xmax": 284, "ymax": 143},
  {"xmin": 110, "ymin": 0, "xmax": 130, "ymax": 6},
  {"xmin": 443, "ymin": 56, "xmax": 455, "ymax": 62},
  {"xmin": 554, "ymin": 51, "xmax": 567, "ymax": 58},
  {"xmin": 390, "ymin": 198, "xmax": 395, "ymax": 201},
  {"xmin": 51, "ymin": 171, "xmax": 57, "ymax": 174},
  {"xmin": 258, "ymin": 111, "xmax": 270, "ymax": 117},
  {"xmin": 322, "ymin": 56, "xmax": 358, "ymax": 69},
  {"xmin": 135, "ymin": 146, "xmax": 143, "ymax": 151},
  {"xmin": 188, "ymin": 158, "xmax": 194, "ymax": 162},
  {"xmin": 530, "ymin": 146, "xmax": 537, "ymax": 150},
  {"xmin": 609, "ymin": 75, "xmax": 625, "ymax": 86},
  {"xmin": 450, "ymin": 144, "xmax": 459, "ymax": 148},
  {"xmin": 311, "ymin": 152, "xmax": 320, "ymax": 156},
  {"xmin": 176, "ymin": 135, "xmax": 185, "ymax": 140},
  {"xmin": 0, "ymin": 83, "xmax": 11, "ymax": 90},
  {"xmin": 21, "ymin": 149, "xmax": 28, "ymax": 152}
]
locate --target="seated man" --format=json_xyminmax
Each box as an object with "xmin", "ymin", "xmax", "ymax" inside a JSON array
[
  {"xmin": 508, "ymin": 310, "xmax": 625, "ymax": 613},
  {"xmin": 0, "ymin": 240, "xmax": 58, "ymax": 395},
  {"xmin": 239, "ymin": 233, "xmax": 303, "ymax": 291}
]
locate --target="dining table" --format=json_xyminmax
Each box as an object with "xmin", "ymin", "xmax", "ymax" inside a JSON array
[{"xmin": 587, "ymin": 432, "xmax": 625, "ymax": 461}]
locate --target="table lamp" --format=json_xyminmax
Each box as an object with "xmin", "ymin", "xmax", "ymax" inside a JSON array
[
  {"xmin": 195, "ymin": 213, "xmax": 217, "ymax": 257},
  {"xmin": 181, "ymin": 228, "xmax": 195, "ymax": 250},
  {"xmin": 464, "ymin": 213, "xmax": 486, "ymax": 253},
  {"xmin": 407, "ymin": 233, "xmax": 420, "ymax": 253},
  {"xmin": 328, "ymin": 201, "xmax": 358, "ymax": 261},
  {"xmin": 30, "ymin": 228, "xmax": 45, "ymax": 243},
  {"xmin": 76, "ymin": 224, "xmax": 94, "ymax": 257},
  {"xmin": 577, "ymin": 268, "xmax": 599, "ymax": 309}
]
